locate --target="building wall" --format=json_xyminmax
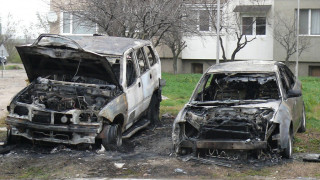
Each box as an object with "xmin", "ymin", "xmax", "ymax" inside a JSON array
[
  {"xmin": 274, "ymin": 0, "xmax": 320, "ymax": 76},
  {"xmin": 181, "ymin": 0, "xmax": 274, "ymax": 61}
]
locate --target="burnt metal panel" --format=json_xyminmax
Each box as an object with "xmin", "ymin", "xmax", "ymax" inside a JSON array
[{"xmin": 180, "ymin": 140, "xmax": 267, "ymax": 150}]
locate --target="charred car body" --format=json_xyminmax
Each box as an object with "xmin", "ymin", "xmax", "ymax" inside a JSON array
[
  {"xmin": 172, "ymin": 61, "xmax": 306, "ymax": 158},
  {"xmin": 6, "ymin": 34, "xmax": 163, "ymax": 149}
]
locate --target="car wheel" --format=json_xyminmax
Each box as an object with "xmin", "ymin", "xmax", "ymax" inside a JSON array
[
  {"xmin": 298, "ymin": 105, "xmax": 306, "ymax": 133},
  {"xmin": 101, "ymin": 124, "xmax": 122, "ymax": 151},
  {"xmin": 5, "ymin": 128, "xmax": 17, "ymax": 145},
  {"xmin": 282, "ymin": 133, "xmax": 293, "ymax": 159},
  {"xmin": 147, "ymin": 93, "xmax": 160, "ymax": 126}
]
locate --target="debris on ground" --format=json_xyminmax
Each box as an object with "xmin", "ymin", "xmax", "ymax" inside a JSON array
[
  {"xmin": 0, "ymin": 145, "xmax": 16, "ymax": 154},
  {"xmin": 97, "ymin": 145, "xmax": 106, "ymax": 154},
  {"xmin": 114, "ymin": 163, "xmax": 125, "ymax": 168},
  {"xmin": 161, "ymin": 113, "xmax": 175, "ymax": 119},
  {"xmin": 50, "ymin": 145, "xmax": 71, "ymax": 154},
  {"xmin": 181, "ymin": 156, "xmax": 232, "ymax": 168},
  {"xmin": 161, "ymin": 95, "xmax": 169, "ymax": 100},
  {"xmin": 174, "ymin": 168, "xmax": 187, "ymax": 174},
  {"xmin": 303, "ymin": 154, "xmax": 320, "ymax": 162},
  {"xmin": 0, "ymin": 127, "xmax": 7, "ymax": 132}
]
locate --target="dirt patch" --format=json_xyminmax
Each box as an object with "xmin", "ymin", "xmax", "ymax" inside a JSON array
[
  {"xmin": 0, "ymin": 117, "xmax": 317, "ymax": 179},
  {"xmin": 0, "ymin": 67, "xmax": 28, "ymax": 126},
  {"xmin": 295, "ymin": 129, "xmax": 320, "ymax": 153}
]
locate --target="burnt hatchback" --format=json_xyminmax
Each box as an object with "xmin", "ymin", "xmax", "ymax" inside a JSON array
[
  {"xmin": 6, "ymin": 34, "xmax": 164, "ymax": 149},
  {"xmin": 172, "ymin": 61, "xmax": 306, "ymax": 158}
]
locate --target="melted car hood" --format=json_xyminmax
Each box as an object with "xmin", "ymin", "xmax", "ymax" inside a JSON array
[{"xmin": 16, "ymin": 45, "xmax": 121, "ymax": 89}]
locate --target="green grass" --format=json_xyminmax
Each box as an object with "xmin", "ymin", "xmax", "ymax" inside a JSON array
[
  {"xmin": 3, "ymin": 65, "xmax": 22, "ymax": 70},
  {"xmin": 18, "ymin": 167, "xmax": 50, "ymax": 179},
  {"xmin": 160, "ymin": 73, "xmax": 202, "ymax": 116},
  {"xmin": 300, "ymin": 77, "xmax": 320, "ymax": 130}
]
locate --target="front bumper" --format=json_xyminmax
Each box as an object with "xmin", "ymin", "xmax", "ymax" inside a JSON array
[
  {"xmin": 6, "ymin": 117, "xmax": 100, "ymax": 144},
  {"xmin": 179, "ymin": 139, "xmax": 267, "ymax": 150}
]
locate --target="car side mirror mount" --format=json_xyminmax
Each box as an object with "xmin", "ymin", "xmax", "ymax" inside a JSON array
[{"xmin": 287, "ymin": 89, "xmax": 302, "ymax": 98}]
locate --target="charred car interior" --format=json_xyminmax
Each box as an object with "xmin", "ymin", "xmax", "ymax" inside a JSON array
[
  {"xmin": 6, "ymin": 34, "xmax": 164, "ymax": 149},
  {"xmin": 173, "ymin": 61, "xmax": 306, "ymax": 159}
]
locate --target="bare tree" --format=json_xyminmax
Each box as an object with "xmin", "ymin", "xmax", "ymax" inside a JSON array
[
  {"xmin": 52, "ymin": 0, "xmax": 199, "ymax": 74},
  {"xmin": 36, "ymin": 12, "xmax": 50, "ymax": 33},
  {"xmin": 0, "ymin": 14, "xmax": 20, "ymax": 62},
  {"xmin": 273, "ymin": 12, "xmax": 310, "ymax": 66},
  {"xmin": 52, "ymin": 0, "xmax": 191, "ymax": 47},
  {"xmin": 161, "ymin": 29, "xmax": 187, "ymax": 74}
]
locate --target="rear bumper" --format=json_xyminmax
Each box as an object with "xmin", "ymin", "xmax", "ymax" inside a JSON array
[
  {"xmin": 6, "ymin": 117, "xmax": 100, "ymax": 144},
  {"xmin": 179, "ymin": 139, "xmax": 267, "ymax": 150}
]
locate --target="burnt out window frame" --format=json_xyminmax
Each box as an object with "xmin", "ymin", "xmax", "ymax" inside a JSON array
[
  {"xmin": 125, "ymin": 51, "xmax": 138, "ymax": 88},
  {"xmin": 279, "ymin": 65, "xmax": 295, "ymax": 89},
  {"xmin": 192, "ymin": 73, "xmax": 212, "ymax": 102},
  {"xmin": 134, "ymin": 47, "xmax": 150, "ymax": 76},
  {"xmin": 193, "ymin": 72, "xmax": 281, "ymax": 102},
  {"xmin": 278, "ymin": 68, "xmax": 291, "ymax": 98},
  {"xmin": 143, "ymin": 45, "xmax": 158, "ymax": 66}
]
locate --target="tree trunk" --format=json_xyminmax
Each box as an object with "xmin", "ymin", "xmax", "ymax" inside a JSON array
[
  {"xmin": 172, "ymin": 52, "xmax": 178, "ymax": 75},
  {"xmin": 219, "ymin": 36, "xmax": 227, "ymax": 61},
  {"xmin": 285, "ymin": 56, "xmax": 290, "ymax": 66}
]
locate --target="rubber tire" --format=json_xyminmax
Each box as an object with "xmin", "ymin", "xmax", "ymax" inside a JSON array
[
  {"xmin": 147, "ymin": 93, "xmax": 160, "ymax": 126},
  {"xmin": 5, "ymin": 128, "xmax": 18, "ymax": 145},
  {"xmin": 282, "ymin": 133, "xmax": 293, "ymax": 159},
  {"xmin": 298, "ymin": 105, "xmax": 306, "ymax": 133},
  {"xmin": 101, "ymin": 124, "xmax": 122, "ymax": 151}
]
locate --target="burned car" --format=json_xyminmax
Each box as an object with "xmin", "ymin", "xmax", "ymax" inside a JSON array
[
  {"xmin": 6, "ymin": 34, "xmax": 164, "ymax": 149},
  {"xmin": 172, "ymin": 61, "xmax": 306, "ymax": 158}
]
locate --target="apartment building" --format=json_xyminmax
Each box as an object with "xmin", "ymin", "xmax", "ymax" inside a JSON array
[{"xmin": 48, "ymin": 0, "xmax": 320, "ymax": 76}]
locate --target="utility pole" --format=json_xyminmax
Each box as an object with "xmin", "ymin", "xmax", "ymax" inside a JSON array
[
  {"xmin": 216, "ymin": 0, "xmax": 221, "ymax": 64},
  {"xmin": 295, "ymin": 0, "xmax": 300, "ymax": 77}
]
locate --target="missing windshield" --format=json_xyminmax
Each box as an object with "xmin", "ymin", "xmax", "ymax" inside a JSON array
[{"xmin": 195, "ymin": 73, "xmax": 280, "ymax": 102}]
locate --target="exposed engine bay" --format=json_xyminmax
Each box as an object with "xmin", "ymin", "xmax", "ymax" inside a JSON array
[
  {"xmin": 182, "ymin": 107, "xmax": 274, "ymax": 141},
  {"xmin": 11, "ymin": 76, "xmax": 119, "ymax": 126},
  {"xmin": 17, "ymin": 76, "xmax": 118, "ymax": 112}
]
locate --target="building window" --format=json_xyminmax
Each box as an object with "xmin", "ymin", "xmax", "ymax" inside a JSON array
[
  {"xmin": 199, "ymin": 10, "xmax": 210, "ymax": 31},
  {"xmin": 299, "ymin": 9, "xmax": 320, "ymax": 35},
  {"xmin": 242, "ymin": 16, "xmax": 266, "ymax": 35},
  {"xmin": 309, "ymin": 66, "xmax": 320, "ymax": 77},
  {"xmin": 192, "ymin": 63, "xmax": 203, "ymax": 74},
  {"xmin": 62, "ymin": 12, "xmax": 97, "ymax": 35},
  {"xmin": 191, "ymin": 9, "xmax": 215, "ymax": 32}
]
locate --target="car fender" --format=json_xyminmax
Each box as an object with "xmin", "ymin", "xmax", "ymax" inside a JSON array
[
  {"xmin": 273, "ymin": 102, "xmax": 292, "ymax": 149},
  {"xmin": 98, "ymin": 93, "xmax": 128, "ymax": 123}
]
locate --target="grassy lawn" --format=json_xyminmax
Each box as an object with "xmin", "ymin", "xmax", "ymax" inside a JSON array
[
  {"xmin": 2, "ymin": 65, "xmax": 22, "ymax": 70},
  {"xmin": 161, "ymin": 73, "xmax": 320, "ymax": 153},
  {"xmin": 160, "ymin": 73, "xmax": 202, "ymax": 115}
]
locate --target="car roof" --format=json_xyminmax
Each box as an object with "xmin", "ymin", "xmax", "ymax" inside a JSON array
[
  {"xmin": 207, "ymin": 60, "xmax": 280, "ymax": 73},
  {"xmin": 66, "ymin": 35, "xmax": 151, "ymax": 56}
]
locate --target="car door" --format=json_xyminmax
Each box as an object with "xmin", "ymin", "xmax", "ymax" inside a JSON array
[
  {"xmin": 124, "ymin": 51, "xmax": 144, "ymax": 127},
  {"xmin": 143, "ymin": 45, "xmax": 160, "ymax": 88},
  {"xmin": 282, "ymin": 65, "xmax": 304, "ymax": 132},
  {"xmin": 136, "ymin": 47, "xmax": 153, "ymax": 111},
  {"xmin": 279, "ymin": 66, "xmax": 300, "ymax": 132}
]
